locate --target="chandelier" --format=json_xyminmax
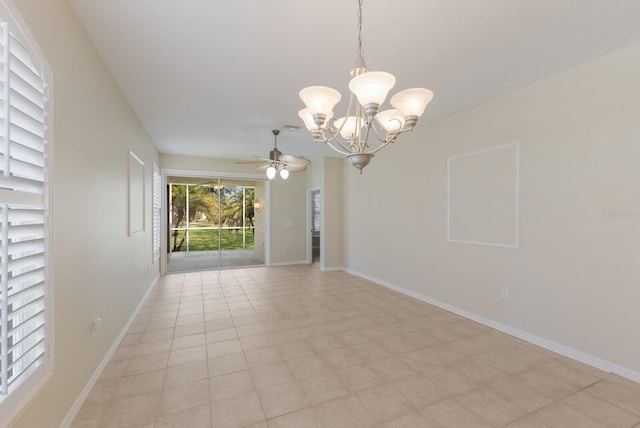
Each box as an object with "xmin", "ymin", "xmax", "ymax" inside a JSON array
[{"xmin": 297, "ymin": 0, "xmax": 434, "ymax": 174}]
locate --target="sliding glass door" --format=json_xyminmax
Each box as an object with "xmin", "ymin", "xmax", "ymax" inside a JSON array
[{"xmin": 167, "ymin": 176, "xmax": 265, "ymax": 272}]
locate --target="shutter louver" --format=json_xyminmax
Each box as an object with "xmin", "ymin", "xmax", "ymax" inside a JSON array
[
  {"xmin": 152, "ymin": 164, "xmax": 161, "ymax": 261},
  {"xmin": 311, "ymin": 190, "xmax": 320, "ymax": 234},
  {"xmin": 0, "ymin": 22, "xmax": 48, "ymax": 398}
]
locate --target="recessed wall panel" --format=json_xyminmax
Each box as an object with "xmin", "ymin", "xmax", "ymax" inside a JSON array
[
  {"xmin": 448, "ymin": 143, "xmax": 519, "ymax": 248},
  {"xmin": 128, "ymin": 150, "xmax": 145, "ymax": 235}
]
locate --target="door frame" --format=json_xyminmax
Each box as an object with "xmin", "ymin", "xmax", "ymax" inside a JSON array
[{"xmin": 161, "ymin": 168, "xmax": 270, "ymax": 275}]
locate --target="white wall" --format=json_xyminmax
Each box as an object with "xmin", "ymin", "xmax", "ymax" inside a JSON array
[
  {"xmin": 345, "ymin": 43, "xmax": 640, "ymax": 378},
  {"xmin": 11, "ymin": 0, "xmax": 159, "ymax": 426}
]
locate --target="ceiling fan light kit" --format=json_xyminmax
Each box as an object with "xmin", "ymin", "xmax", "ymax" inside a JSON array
[
  {"xmin": 298, "ymin": 0, "xmax": 434, "ymax": 174},
  {"xmin": 239, "ymin": 129, "xmax": 311, "ymax": 180}
]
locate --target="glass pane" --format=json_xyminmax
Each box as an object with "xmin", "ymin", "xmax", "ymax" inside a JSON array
[
  {"xmin": 186, "ymin": 229, "xmax": 219, "ymax": 251},
  {"xmin": 188, "ymin": 184, "xmax": 218, "ymax": 229},
  {"xmin": 167, "ymin": 177, "xmax": 265, "ymax": 272},
  {"xmin": 170, "ymin": 184, "xmax": 186, "ymax": 252},
  {"xmin": 219, "ymin": 180, "xmax": 261, "ymax": 268}
]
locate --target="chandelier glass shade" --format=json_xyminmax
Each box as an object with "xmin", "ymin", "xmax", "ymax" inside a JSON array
[{"xmin": 298, "ymin": 0, "xmax": 434, "ymax": 174}]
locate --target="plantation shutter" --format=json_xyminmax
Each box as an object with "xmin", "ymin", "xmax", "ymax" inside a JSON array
[
  {"xmin": 152, "ymin": 163, "xmax": 160, "ymax": 261},
  {"xmin": 311, "ymin": 190, "xmax": 320, "ymax": 235},
  {"xmin": 0, "ymin": 21, "xmax": 48, "ymax": 397}
]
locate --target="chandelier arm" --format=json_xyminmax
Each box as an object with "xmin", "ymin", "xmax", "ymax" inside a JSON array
[
  {"xmin": 368, "ymin": 119, "xmax": 386, "ymax": 142},
  {"xmin": 368, "ymin": 119, "xmax": 401, "ymax": 145},
  {"xmin": 319, "ymin": 90, "xmax": 365, "ymax": 154},
  {"xmin": 327, "ymin": 141, "xmax": 353, "ymax": 156},
  {"xmin": 322, "ymin": 131, "xmax": 356, "ymax": 155},
  {"xmin": 355, "ymin": 120, "xmax": 394, "ymax": 154},
  {"xmin": 367, "ymin": 139, "xmax": 394, "ymax": 155},
  {"xmin": 328, "ymin": 92, "xmax": 358, "ymax": 138},
  {"xmin": 368, "ymin": 127, "xmax": 411, "ymax": 155},
  {"xmin": 358, "ymin": 118, "xmax": 372, "ymax": 153}
]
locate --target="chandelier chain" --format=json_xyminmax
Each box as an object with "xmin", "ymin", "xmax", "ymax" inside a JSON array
[{"xmin": 356, "ymin": 0, "xmax": 363, "ymax": 57}]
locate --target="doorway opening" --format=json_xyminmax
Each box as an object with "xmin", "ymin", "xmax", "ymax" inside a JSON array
[
  {"xmin": 166, "ymin": 176, "xmax": 266, "ymax": 272},
  {"xmin": 310, "ymin": 188, "xmax": 321, "ymax": 264}
]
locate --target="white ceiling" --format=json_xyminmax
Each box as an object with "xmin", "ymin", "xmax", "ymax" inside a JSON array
[{"xmin": 67, "ymin": 0, "xmax": 640, "ymax": 161}]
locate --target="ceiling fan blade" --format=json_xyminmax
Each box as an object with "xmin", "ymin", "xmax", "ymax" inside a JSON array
[
  {"xmin": 286, "ymin": 160, "xmax": 311, "ymax": 168},
  {"xmin": 293, "ymin": 156, "xmax": 311, "ymax": 164},
  {"xmin": 277, "ymin": 154, "xmax": 298, "ymax": 163},
  {"xmin": 234, "ymin": 160, "xmax": 264, "ymax": 164},
  {"xmin": 249, "ymin": 130, "xmax": 313, "ymax": 175},
  {"xmin": 285, "ymin": 164, "xmax": 308, "ymax": 172},
  {"xmin": 279, "ymin": 154, "xmax": 311, "ymax": 167}
]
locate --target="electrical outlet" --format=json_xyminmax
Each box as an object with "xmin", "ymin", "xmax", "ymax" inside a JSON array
[{"xmin": 501, "ymin": 288, "xmax": 509, "ymax": 300}]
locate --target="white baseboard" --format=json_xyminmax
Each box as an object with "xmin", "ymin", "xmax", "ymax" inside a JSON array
[
  {"xmin": 60, "ymin": 273, "xmax": 160, "ymax": 428},
  {"xmin": 345, "ymin": 268, "xmax": 640, "ymax": 384},
  {"xmin": 269, "ymin": 260, "xmax": 308, "ymax": 267},
  {"xmin": 321, "ymin": 266, "xmax": 345, "ymax": 272}
]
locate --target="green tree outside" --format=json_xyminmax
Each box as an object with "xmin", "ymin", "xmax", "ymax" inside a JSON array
[{"xmin": 171, "ymin": 184, "xmax": 255, "ymax": 252}]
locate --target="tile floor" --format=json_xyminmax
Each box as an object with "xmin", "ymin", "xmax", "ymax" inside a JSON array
[{"xmin": 71, "ymin": 265, "xmax": 640, "ymax": 428}]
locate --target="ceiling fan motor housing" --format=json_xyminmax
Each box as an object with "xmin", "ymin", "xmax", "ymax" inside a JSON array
[
  {"xmin": 270, "ymin": 129, "xmax": 282, "ymax": 161},
  {"xmin": 269, "ymin": 148, "xmax": 282, "ymax": 161}
]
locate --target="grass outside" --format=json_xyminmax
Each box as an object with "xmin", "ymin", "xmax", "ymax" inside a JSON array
[{"xmin": 171, "ymin": 228, "xmax": 255, "ymax": 251}]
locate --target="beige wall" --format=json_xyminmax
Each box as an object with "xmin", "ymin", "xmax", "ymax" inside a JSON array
[
  {"xmin": 269, "ymin": 170, "xmax": 307, "ymax": 264},
  {"xmin": 344, "ymin": 43, "xmax": 640, "ymax": 378},
  {"xmin": 322, "ymin": 157, "xmax": 344, "ymax": 269},
  {"xmin": 305, "ymin": 157, "xmax": 345, "ymax": 269},
  {"xmin": 11, "ymin": 0, "xmax": 159, "ymax": 426},
  {"xmin": 306, "ymin": 156, "xmax": 323, "ymax": 189},
  {"xmin": 160, "ymin": 153, "xmax": 259, "ymax": 175},
  {"xmin": 253, "ymin": 181, "xmax": 266, "ymax": 261}
]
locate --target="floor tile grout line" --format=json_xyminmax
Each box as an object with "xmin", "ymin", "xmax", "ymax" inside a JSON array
[{"xmin": 76, "ymin": 265, "xmax": 640, "ymax": 428}]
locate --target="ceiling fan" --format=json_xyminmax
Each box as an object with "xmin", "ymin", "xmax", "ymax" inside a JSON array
[{"xmin": 237, "ymin": 129, "xmax": 311, "ymax": 179}]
